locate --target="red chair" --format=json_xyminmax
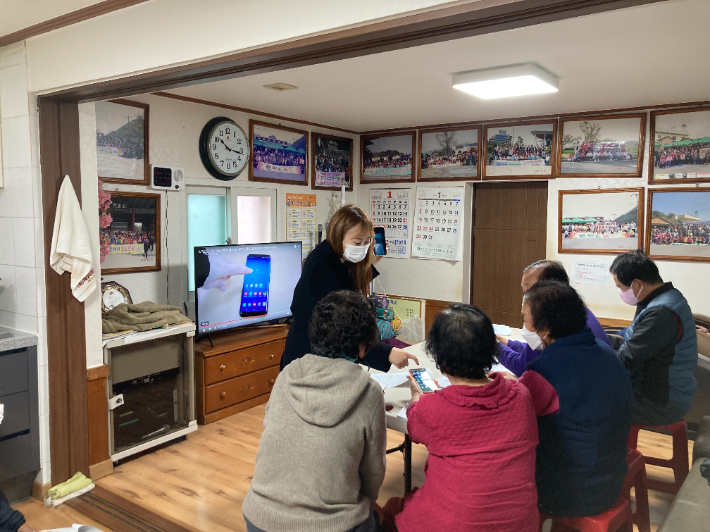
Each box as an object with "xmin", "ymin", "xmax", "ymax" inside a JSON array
[
  {"xmin": 623, "ymin": 448, "xmax": 650, "ymax": 532},
  {"xmin": 627, "ymin": 419, "xmax": 689, "ymax": 494},
  {"xmin": 538, "ymin": 496, "xmax": 632, "ymax": 532}
]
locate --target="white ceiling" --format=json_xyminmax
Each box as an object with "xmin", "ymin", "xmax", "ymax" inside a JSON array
[
  {"xmin": 166, "ymin": 0, "xmax": 709, "ymax": 133},
  {"xmin": 0, "ymin": 0, "xmax": 110, "ymax": 37}
]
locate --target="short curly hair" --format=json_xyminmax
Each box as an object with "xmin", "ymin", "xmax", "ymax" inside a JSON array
[
  {"xmin": 308, "ymin": 290, "xmax": 379, "ymax": 360},
  {"xmin": 425, "ymin": 304, "xmax": 498, "ymax": 380},
  {"xmin": 524, "ymin": 281, "xmax": 587, "ymax": 340}
]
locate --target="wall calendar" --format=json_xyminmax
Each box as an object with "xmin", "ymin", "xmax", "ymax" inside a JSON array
[
  {"xmin": 412, "ymin": 186, "xmax": 464, "ymax": 261},
  {"xmin": 369, "ymin": 188, "xmax": 411, "ymax": 258}
]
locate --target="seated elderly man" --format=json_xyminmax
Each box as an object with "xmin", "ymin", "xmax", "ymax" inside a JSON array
[
  {"xmin": 610, "ymin": 250, "xmax": 697, "ymax": 425},
  {"xmin": 498, "ymin": 260, "xmax": 611, "ymax": 376}
]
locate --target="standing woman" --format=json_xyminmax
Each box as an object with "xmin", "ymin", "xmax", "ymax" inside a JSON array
[{"xmin": 281, "ymin": 205, "xmax": 418, "ymax": 372}]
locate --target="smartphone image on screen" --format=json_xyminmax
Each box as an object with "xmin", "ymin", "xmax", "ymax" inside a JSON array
[
  {"xmin": 409, "ymin": 368, "xmax": 439, "ymax": 394},
  {"xmin": 239, "ymin": 254, "xmax": 271, "ymax": 317},
  {"xmin": 374, "ymin": 227, "xmax": 387, "ymax": 256}
]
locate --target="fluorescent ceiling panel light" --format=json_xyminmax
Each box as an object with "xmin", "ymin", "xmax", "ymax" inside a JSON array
[{"xmin": 452, "ymin": 63, "xmax": 559, "ymax": 100}]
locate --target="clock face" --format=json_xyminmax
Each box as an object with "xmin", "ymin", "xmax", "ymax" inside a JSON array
[{"xmin": 200, "ymin": 117, "xmax": 249, "ymax": 180}]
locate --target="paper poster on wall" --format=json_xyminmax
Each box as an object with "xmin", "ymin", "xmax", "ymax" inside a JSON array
[
  {"xmin": 285, "ymin": 193, "xmax": 317, "ymax": 259},
  {"xmin": 571, "ymin": 259, "xmax": 610, "ymax": 286},
  {"xmin": 369, "ymin": 188, "xmax": 411, "ymax": 258},
  {"xmin": 412, "ymin": 187, "xmax": 464, "ymax": 261}
]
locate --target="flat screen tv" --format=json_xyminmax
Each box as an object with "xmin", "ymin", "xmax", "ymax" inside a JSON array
[{"xmin": 194, "ymin": 242, "xmax": 302, "ymax": 335}]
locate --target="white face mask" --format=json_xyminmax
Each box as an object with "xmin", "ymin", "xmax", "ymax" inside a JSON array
[
  {"xmin": 343, "ymin": 243, "xmax": 369, "ymax": 263},
  {"xmin": 521, "ymin": 324, "xmax": 545, "ymax": 351}
]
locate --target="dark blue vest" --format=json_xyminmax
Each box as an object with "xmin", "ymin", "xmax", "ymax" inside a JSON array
[{"xmin": 527, "ymin": 328, "xmax": 633, "ymax": 516}]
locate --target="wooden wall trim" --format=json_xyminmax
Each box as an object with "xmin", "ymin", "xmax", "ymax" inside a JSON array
[
  {"xmin": 152, "ymin": 92, "xmax": 358, "ymax": 135},
  {"xmin": 86, "ymin": 365, "xmax": 110, "ymax": 467},
  {"xmin": 45, "ymin": 0, "xmax": 665, "ymax": 103},
  {"xmin": 0, "ymin": 0, "xmax": 150, "ymax": 48},
  {"xmin": 39, "ymin": 97, "xmax": 90, "ymax": 484}
]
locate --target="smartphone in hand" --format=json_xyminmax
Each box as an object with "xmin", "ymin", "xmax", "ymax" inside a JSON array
[
  {"xmin": 409, "ymin": 368, "xmax": 440, "ymax": 394},
  {"xmin": 374, "ymin": 227, "xmax": 387, "ymax": 256}
]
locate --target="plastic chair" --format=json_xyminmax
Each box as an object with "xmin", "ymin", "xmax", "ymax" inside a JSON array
[
  {"xmin": 623, "ymin": 448, "xmax": 650, "ymax": 532},
  {"xmin": 539, "ymin": 496, "xmax": 632, "ymax": 532},
  {"xmin": 627, "ymin": 419, "xmax": 689, "ymax": 494}
]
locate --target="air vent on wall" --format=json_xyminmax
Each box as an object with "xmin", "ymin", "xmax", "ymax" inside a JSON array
[{"xmin": 263, "ymin": 83, "xmax": 298, "ymax": 91}]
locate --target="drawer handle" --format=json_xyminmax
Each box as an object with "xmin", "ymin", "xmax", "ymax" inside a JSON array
[
  {"xmin": 220, "ymin": 392, "xmax": 227, "ymax": 399},
  {"xmin": 269, "ymin": 379, "xmax": 275, "ymax": 386},
  {"xmin": 220, "ymin": 364, "xmax": 226, "ymax": 371},
  {"xmin": 269, "ymin": 354, "xmax": 274, "ymax": 359}
]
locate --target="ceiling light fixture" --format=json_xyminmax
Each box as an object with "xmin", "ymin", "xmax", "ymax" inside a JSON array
[
  {"xmin": 263, "ymin": 83, "xmax": 298, "ymax": 91},
  {"xmin": 452, "ymin": 63, "xmax": 559, "ymax": 100}
]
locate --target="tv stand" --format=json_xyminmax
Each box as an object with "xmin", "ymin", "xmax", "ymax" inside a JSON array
[{"xmin": 194, "ymin": 324, "xmax": 289, "ymax": 424}]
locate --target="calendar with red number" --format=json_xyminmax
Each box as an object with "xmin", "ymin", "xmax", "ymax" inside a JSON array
[
  {"xmin": 412, "ymin": 187, "xmax": 464, "ymax": 260},
  {"xmin": 369, "ymin": 188, "xmax": 411, "ymax": 258}
]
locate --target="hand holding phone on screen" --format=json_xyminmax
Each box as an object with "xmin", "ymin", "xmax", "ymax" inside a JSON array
[
  {"xmin": 203, "ymin": 255, "xmax": 253, "ymax": 292},
  {"xmin": 409, "ymin": 368, "xmax": 440, "ymax": 396}
]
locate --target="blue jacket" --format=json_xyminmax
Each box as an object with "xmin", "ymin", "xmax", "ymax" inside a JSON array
[
  {"xmin": 620, "ymin": 284, "xmax": 697, "ymax": 417},
  {"xmin": 528, "ymin": 328, "xmax": 633, "ymax": 517}
]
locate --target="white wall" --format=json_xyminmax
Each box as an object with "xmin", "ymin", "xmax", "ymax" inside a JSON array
[
  {"xmin": 25, "ymin": 0, "xmax": 479, "ymax": 94},
  {"xmin": 82, "ymin": 93, "xmax": 360, "ymax": 366},
  {"xmin": 0, "ymin": 41, "xmax": 51, "ymax": 485}
]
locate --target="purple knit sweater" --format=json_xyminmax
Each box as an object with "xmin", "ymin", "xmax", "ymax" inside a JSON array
[{"xmin": 498, "ymin": 308, "xmax": 611, "ymax": 377}]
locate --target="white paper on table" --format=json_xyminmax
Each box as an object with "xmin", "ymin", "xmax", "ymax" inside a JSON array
[
  {"xmin": 370, "ymin": 373, "xmax": 409, "ymax": 390},
  {"xmin": 493, "ymin": 324, "xmax": 512, "ymax": 336},
  {"xmin": 436, "ymin": 376, "xmax": 451, "ymax": 388},
  {"xmin": 490, "ymin": 363, "xmax": 508, "ymax": 373},
  {"xmin": 397, "ymin": 404, "xmax": 410, "ymax": 420}
]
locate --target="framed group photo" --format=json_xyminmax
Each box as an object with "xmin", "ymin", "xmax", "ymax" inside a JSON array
[
  {"xmin": 96, "ymin": 99, "xmax": 149, "ymax": 185},
  {"xmin": 559, "ymin": 188, "xmax": 644, "ymax": 254},
  {"xmin": 649, "ymin": 106, "xmax": 710, "ymax": 185},
  {"xmin": 249, "ymin": 120, "xmax": 308, "ymax": 186},
  {"xmin": 418, "ymin": 126, "xmax": 481, "ymax": 181},
  {"xmin": 99, "ymin": 191, "xmax": 161, "ymax": 274},
  {"xmin": 558, "ymin": 114, "xmax": 646, "ymax": 177},
  {"xmin": 646, "ymin": 188, "xmax": 710, "ymax": 262},
  {"xmin": 361, "ymin": 132, "xmax": 415, "ymax": 184},
  {"xmin": 311, "ymin": 133, "xmax": 353, "ymax": 191},
  {"xmin": 483, "ymin": 120, "xmax": 557, "ymax": 180}
]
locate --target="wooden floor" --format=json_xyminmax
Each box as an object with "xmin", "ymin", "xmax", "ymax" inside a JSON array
[
  {"xmin": 17, "ymin": 404, "xmax": 694, "ymax": 532},
  {"xmin": 15, "ymin": 497, "xmax": 115, "ymax": 531}
]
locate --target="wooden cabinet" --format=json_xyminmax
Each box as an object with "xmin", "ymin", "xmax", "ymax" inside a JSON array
[{"xmin": 194, "ymin": 326, "xmax": 287, "ymax": 424}]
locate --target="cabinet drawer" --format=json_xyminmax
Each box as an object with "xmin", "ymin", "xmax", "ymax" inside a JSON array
[
  {"xmin": 205, "ymin": 340, "xmax": 283, "ymax": 384},
  {"xmin": 0, "ymin": 391, "xmax": 30, "ymax": 438},
  {"xmin": 0, "ymin": 433, "xmax": 39, "ymax": 481},
  {"xmin": 0, "ymin": 351, "xmax": 29, "ymax": 396},
  {"xmin": 206, "ymin": 366, "xmax": 279, "ymax": 413}
]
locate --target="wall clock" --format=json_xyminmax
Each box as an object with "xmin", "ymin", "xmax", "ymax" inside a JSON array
[{"xmin": 199, "ymin": 116, "xmax": 249, "ymax": 180}]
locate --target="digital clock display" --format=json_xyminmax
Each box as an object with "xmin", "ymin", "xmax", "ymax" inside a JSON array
[{"xmin": 153, "ymin": 167, "xmax": 172, "ymax": 187}]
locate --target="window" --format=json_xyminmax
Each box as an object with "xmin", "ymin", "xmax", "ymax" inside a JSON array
[
  {"xmin": 236, "ymin": 195, "xmax": 271, "ymax": 244},
  {"xmin": 187, "ymin": 190, "xmax": 228, "ymax": 291}
]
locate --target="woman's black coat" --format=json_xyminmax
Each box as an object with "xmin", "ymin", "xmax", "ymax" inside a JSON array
[{"xmin": 280, "ymin": 240, "xmax": 393, "ymax": 371}]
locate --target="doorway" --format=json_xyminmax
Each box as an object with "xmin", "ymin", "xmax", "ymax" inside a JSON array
[{"xmin": 470, "ymin": 182, "xmax": 547, "ymax": 327}]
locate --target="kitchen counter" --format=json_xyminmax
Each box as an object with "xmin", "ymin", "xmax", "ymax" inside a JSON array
[{"xmin": 0, "ymin": 326, "xmax": 38, "ymax": 352}]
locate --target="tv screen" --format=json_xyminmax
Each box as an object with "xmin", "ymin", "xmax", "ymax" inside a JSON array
[{"xmin": 194, "ymin": 242, "xmax": 302, "ymax": 334}]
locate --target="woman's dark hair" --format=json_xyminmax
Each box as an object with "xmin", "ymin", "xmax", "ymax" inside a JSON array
[
  {"xmin": 609, "ymin": 249, "xmax": 663, "ymax": 287},
  {"xmin": 425, "ymin": 304, "xmax": 498, "ymax": 380},
  {"xmin": 308, "ymin": 290, "xmax": 379, "ymax": 360},
  {"xmin": 523, "ymin": 260, "xmax": 570, "ymax": 284},
  {"xmin": 523, "ymin": 281, "xmax": 587, "ymax": 340}
]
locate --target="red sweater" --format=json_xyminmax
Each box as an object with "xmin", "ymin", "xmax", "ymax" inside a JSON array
[{"xmin": 396, "ymin": 373, "xmax": 539, "ymax": 532}]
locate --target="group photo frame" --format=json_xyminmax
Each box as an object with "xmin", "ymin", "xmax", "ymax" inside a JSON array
[
  {"xmin": 417, "ymin": 126, "xmax": 481, "ymax": 181},
  {"xmin": 96, "ymin": 99, "xmax": 150, "ymax": 185},
  {"xmin": 99, "ymin": 191, "xmax": 161, "ymax": 275},
  {"xmin": 311, "ymin": 133, "xmax": 354, "ymax": 191},
  {"xmin": 558, "ymin": 188, "xmax": 644, "ymax": 254},
  {"xmin": 361, "ymin": 131, "xmax": 416, "ymax": 184},
  {"xmin": 649, "ymin": 106, "xmax": 710, "ymax": 185},
  {"xmin": 483, "ymin": 120, "xmax": 557, "ymax": 180},
  {"xmin": 646, "ymin": 187, "xmax": 710, "ymax": 262},
  {"xmin": 557, "ymin": 113, "xmax": 646, "ymax": 178},
  {"xmin": 249, "ymin": 120, "xmax": 309, "ymax": 186}
]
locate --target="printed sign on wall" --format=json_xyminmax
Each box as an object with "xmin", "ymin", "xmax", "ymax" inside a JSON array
[{"xmin": 285, "ymin": 193, "xmax": 317, "ymax": 259}]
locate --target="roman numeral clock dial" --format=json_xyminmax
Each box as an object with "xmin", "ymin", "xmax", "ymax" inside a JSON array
[{"xmin": 199, "ymin": 117, "xmax": 250, "ymax": 180}]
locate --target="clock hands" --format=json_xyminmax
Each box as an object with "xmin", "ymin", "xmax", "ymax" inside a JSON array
[{"xmin": 218, "ymin": 138, "xmax": 245, "ymax": 155}]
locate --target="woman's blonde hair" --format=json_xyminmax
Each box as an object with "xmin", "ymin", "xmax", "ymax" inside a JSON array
[{"xmin": 326, "ymin": 205, "xmax": 375, "ymax": 294}]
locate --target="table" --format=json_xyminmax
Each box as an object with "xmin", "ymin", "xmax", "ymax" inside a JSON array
[{"xmin": 373, "ymin": 327, "xmax": 525, "ymax": 492}]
